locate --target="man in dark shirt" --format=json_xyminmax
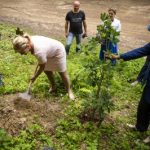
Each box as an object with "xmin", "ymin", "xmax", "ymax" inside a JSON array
[{"xmin": 65, "ymin": 1, "xmax": 87, "ymax": 55}]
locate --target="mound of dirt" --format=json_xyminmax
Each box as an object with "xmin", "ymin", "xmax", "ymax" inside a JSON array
[{"xmin": 0, "ymin": 94, "xmax": 63, "ymax": 135}]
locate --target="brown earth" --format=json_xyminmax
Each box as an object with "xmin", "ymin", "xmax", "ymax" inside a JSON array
[
  {"xmin": 0, "ymin": 0, "xmax": 149, "ymax": 51},
  {"xmin": 0, "ymin": 0, "xmax": 150, "ymax": 135},
  {"xmin": 0, "ymin": 94, "xmax": 63, "ymax": 135}
]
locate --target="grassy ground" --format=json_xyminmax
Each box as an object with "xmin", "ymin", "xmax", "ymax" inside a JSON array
[{"xmin": 0, "ymin": 23, "xmax": 150, "ymax": 150}]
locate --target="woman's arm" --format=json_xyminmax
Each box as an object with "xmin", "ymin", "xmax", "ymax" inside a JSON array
[{"xmin": 30, "ymin": 63, "xmax": 45, "ymax": 83}]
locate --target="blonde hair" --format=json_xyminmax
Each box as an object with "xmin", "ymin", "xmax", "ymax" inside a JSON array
[{"xmin": 13, "ymin": 34, "xmax": 30, "ymax": 52}]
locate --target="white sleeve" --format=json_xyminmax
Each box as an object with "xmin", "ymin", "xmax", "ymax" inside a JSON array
[
  {"xmin": 36, "ymin": 53, "xmax": 47, "ymax": 64},
  {"xmin": 99, "ymin": 21, "xmax": 104, "ymax": 25},
  {"xmin": 117, "ymin": 20, "xmax": 121, "ymax": 32}
]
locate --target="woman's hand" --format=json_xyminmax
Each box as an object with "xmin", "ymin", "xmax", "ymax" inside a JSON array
[
  {"xmin": 30, "ymin": 63, "xmax": 45, "ymax": 83},
  {"xmin": 30, "ymin": 76, "xmax": 36, "ymax": 83}
]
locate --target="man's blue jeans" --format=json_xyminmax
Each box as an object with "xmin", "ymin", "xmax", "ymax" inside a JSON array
[{"xmin": 65, "ymin": 32, "xmax": 82, "ymax": 55}]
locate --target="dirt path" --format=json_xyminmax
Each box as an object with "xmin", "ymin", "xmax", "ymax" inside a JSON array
[{"xmin": 0, "ymin": 0, "xmax": 149, "ymax": 51}]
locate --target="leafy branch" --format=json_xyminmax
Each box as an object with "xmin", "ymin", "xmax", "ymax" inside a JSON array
[{"xmin": 96, "ymin": 12, "xmax": 120, "ymax": 52}]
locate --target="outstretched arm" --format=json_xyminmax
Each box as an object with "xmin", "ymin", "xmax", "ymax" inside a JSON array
[
  {"xmin": 120, "ymin": 43, "xmax": 150, "ymax": 61},
  {"xmin": 105, "ymin": 43, "xmax": 150, "ymax": 61}
]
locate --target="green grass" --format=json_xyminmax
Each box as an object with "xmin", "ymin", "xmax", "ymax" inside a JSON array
[{"xmin": 0, "ymin": 23, "xmax": 150, "ymax": 150}]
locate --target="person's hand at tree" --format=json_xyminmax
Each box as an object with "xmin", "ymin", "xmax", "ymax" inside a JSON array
[{"xmin": 104, "ymin": 51, "xmax": 120, "ymax": 60}]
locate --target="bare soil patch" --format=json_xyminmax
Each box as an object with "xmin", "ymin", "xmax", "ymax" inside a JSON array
[{"xmin": 0, "ymin": 94, "xmax": 63, "ymax": 135}]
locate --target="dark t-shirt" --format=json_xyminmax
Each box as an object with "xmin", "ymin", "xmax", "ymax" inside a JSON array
[{"xmin": 65, "ymin": 10, "xmax": 85, "ymax": 34}]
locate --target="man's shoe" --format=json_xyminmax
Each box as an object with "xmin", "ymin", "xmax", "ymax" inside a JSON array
[
  {"xmin": 126, "ymin": 123, "xmax": 137, "ymax": 131},
  {"xmin": 49, "ymin": 87, "xmax": 57, "ymax": 93},
  {"xmin": 143, "ymin": 136, "xmax": 150, "ymax": 143},
  {"xmin": 131, "ymin": 80, "xmax": 138, "ymax": 86}
]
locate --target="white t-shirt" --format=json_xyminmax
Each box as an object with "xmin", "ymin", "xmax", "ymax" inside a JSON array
[
  {"xmin": 99, "ymin": 18, "xmax": 121, "ymax": 32},
  {"xmin": 111, "ymin": 18, "xmax": 121, "ymax": 32}
]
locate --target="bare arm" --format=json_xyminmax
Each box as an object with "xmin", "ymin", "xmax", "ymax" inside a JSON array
[
  {"xmin": 83, "ymin": 20, "xmax": 87, "ymax": 36},
  {"xmin": 31, "ymin": 63, "xmax": 46, "ymax": 83},
  {"xmin": 65, "ymin": 21, "xmax": 69, "ymax": 37}
]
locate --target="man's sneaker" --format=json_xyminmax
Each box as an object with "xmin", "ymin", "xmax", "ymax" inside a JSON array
[
  {"xmin": 131, "ymin": 80, "xmax": 138, "ymax": 86},
  {"xmin": 126, "ymin": 123, "xmax": 137, "ymax": 131},
  {"xmin": 143, "ymin": 136, "xmax": 150, "ymax": 143}
]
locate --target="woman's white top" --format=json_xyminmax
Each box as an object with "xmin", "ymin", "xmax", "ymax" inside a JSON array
[
  {"xmin": 31, "ymin": 36, "xmax": 66, "ymax": 72},
  {"xmin": 111, "ymin": 18, "xmax": 121, "ymax": 32}
]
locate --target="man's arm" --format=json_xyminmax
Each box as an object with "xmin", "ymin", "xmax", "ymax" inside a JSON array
[
  {"xmin": 83, "ymin": 20, "xmax": 87, "ymax": 36},
  {"xmin": 105, "ymin": 43, "xmax": 150, "ymax": 61},
  {"xmin": 147, "ymin": 24, "xmax": 150, "ymax": 32},
  {"xmin": 65, "ymin": 20, "xmax": 69, "ymax": 37},
  {"xmin": 120, "ymin": 43, "xmax": 150, "ymax": 61}
]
